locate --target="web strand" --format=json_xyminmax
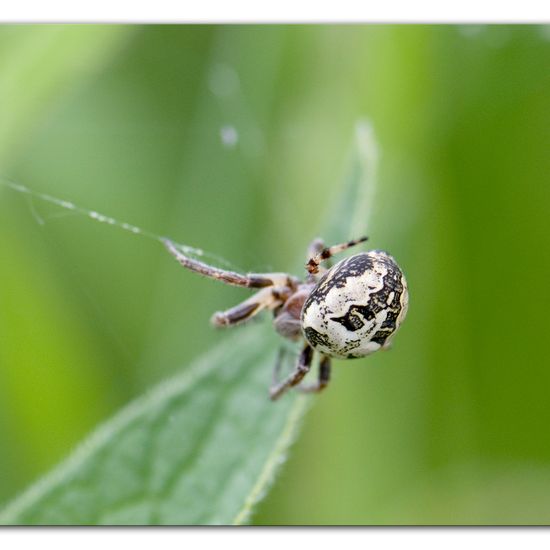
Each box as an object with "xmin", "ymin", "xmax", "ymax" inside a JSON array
[{"xmin": 0, "ymin": 177, "xmax": 240, "ymax": 270}]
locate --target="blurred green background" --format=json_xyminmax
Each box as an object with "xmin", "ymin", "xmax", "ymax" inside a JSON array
[{"xmin": 1, "ymin": 24, "xmax": 550, "ymax": 524}]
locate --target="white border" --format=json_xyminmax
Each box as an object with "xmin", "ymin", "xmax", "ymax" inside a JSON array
[
  {"xmin": 2, "ymin": 529, "xmax": 550, "ymax": 550},
  {"xmin": 0, "ymin": 0, "xmax": 549, "ymax": 23},
  {"xmin": 1, "ymin": 5, "xmax": 549, "ymax": 547}
]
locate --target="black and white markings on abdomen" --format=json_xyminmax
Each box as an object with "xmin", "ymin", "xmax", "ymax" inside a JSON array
[{"xmin": 301, "ymin": 251, "xmax": 409, "ymax": 359}]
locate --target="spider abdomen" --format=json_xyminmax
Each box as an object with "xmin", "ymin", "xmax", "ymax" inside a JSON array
[{"xmin": 301, "ymin": 251, "xmax": 409, "ymax": 359}]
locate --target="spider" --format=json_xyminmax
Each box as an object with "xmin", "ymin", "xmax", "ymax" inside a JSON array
[{"xmin": 163, "ymin": 237, "xmax": 408, "ymax": 400}]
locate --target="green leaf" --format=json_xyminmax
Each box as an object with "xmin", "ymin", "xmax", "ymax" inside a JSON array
[{"xmin": 0, "ymin": 120, "xmax": 379, "ymax": 525}]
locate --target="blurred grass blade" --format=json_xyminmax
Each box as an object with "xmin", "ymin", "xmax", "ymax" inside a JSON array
[
  {"xmin": 0, "ymin": 120, "xmax": 379, "ymax": 525},
  {"xmin": 323, "ymin": 120, "xmax": 379, "ymax": 243},
  {"xmin": 0, "ymin": 25, "xmax": 133, "ymax": 167}
]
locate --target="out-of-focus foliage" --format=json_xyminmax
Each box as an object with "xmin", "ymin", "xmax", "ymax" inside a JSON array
[
  {"xmin": 0, "ymin": 25, "xmax": 550, "ymax": 525},
  {"xmin": 0, "ymin": 324, "xmax": 309, "ymax": 525}
]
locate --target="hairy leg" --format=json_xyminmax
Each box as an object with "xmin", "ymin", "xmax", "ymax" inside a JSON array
[
  {"xmin": 164, "ymin": 239, "xmax": 295, "ymax": 289},
  {"xmin": 298, "ymin": 355, "xmax": 331, "ymax": 393},
  {"xmin": 270, "ymin": 344, "xmax": 314, "ymax": 400},
  {"xmin": 211, "ymin": 287, "xmax": 290, "ymax": 327},
  {"xmin": 306, "ymin": 238, "xmax": 326, "ymax": 282},
  {"xmin": 307, "ymin": 238, "xmax": 325, "ymax": 260},
  {"xmin": 306, "ymin": 236, "xmax": 368, "ymax": 275}
]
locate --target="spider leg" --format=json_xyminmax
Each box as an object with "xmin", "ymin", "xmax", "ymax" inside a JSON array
[
  {"xmin": 306, "ymin": 236, "xmax": 369, "ymax": 275},
  {"xmin": 306, "ymin": 238, "xmax": 327, "ymax": 282},
  {"xmin": 270, "ymin": 344, "xmax": 313, "ymax": 401},
  {"xmin": 297, "ymin": 355, "xmax": 331, "ymax": 394},
  {"xmin": 307, "ymin": 238, "xmax": 325, "ymax": 261},
  {"xmin": 164, "ymin": 239, "xmax": 293, "ymax": 289},
  {"xmin": 306, "ymin": 237, "xmax": 345, "ymax": 282},
  {"xmin": 211, "ymin": 286, "xmax": 289, "ymax": 327}
]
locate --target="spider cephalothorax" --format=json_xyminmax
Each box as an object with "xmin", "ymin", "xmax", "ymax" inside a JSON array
[{"xmin": 164, "ymin": 236, "xmax": 408, "ymax": 400}]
